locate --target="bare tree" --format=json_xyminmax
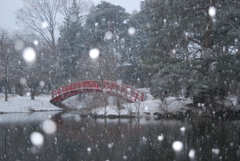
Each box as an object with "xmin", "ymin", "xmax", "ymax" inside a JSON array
[
  {"xmin": 16, "ymin": 0, "xmax": 62, "ymax": 91},
  {"xmin": 13, "ymin": 31, "xmax": 55, "ymax": 99},
  {"xmin": 16, "ymin": 0, "xmax": 92, "ymax": 90},
  {"xmin": 16, "ymin": 0, "xmax": 62, "ymax": 54},
  {"xmin": 59, "ymin": 0, "xmax": 91, "ymax": 19},
  {"xmin": 0, "ymin": 28, "xmax": 16, "ymax": 101}
]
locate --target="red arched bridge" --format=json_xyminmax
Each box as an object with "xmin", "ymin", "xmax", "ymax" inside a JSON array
[{"xmin": 50, "ymin": 80, "xmax": 144, "ymax": 106}]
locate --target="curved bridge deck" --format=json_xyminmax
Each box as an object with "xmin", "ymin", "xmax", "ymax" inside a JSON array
[{"xmin": 50, "ymin": 80, "xmax": 144, "ymax": 106}]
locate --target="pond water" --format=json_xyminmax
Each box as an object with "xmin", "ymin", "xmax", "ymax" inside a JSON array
[{"xmin": 0, "ymin": 111, "xmax": 240, "ymax": 161}]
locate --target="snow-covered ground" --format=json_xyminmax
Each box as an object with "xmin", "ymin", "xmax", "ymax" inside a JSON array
[
  {"xmin": 0, "ymin": 90, "xmax": 192, "ymax": 116},
  {"xmin": 88, "ymin": 88, "xmax": 192, "ymax": 116},
  {"xmin": 0, "ymin": 111, "xmax": 61, "ymax": 123},
  {"xmin": 0, "ymin": 95, "xmax": 61, "ymax": 113},
  {"xmin": 92, "ymin": 97, "xmax": 192, "ymax": 116}
]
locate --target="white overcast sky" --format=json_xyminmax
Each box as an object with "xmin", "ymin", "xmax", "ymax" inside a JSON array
[{"xmin": 0, "ymin": 0, "xmax": 141, "ymax": 31}]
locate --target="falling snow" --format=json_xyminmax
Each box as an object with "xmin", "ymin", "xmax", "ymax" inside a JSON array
[
  {"xmin": 87, "ymin": 147, "xmax": 91, "ymax": 152},
  {"xmin": 42, "ymin": 119, "xmax": 57, "ymax": 134},
  {"xmin": 22, "ymin": 47, "xmax": 36, "ymax": 63},
  {"xmin": 39, "ymin": 81, "xmax": 45, "ymax": 87},
  {"xmin": 33, "ymin": 40, "xmax": 39, "ymax": 46},
  {"xmin": 20, "ymin": 77, "xmax": 27, "ymax": 85},
  {"xmin": 128, "ymin": 27, "xmax": 136, "ymax": 35},
  {"xmin": 188, "ymin": 149, "xmax": 195, "ymax": 159},
  {"xmin": 41, "ymin": 21, "xmax": 48, "ymax": 29},
  {"xmin": 212, "ymin": 148, "xmax": 220, "ymax": 155},
  {"xmin": 89, "ymin": 48, "xmax": 100, "ymax": 59},
  {"xmin": 14, "ymin": 40, "xmax": 24, "ymax": 51},
  {"xmin": 157, "ymin": 134, "xmax": 164, "ymax": 141},
  {"xmin": 30, "ymin": 132, "xmax": 44, "ymax": 147},
  {"xmin": 0, "ymin": 0, "xmax": 239, "ymax": 160},
  {"xmin": 105, "ymin": 31, "xmax": 113, "ymax": 40},
  {"xmin": 208, "ymin": 6, "xmax": 216, "ymax": 18},
  {"xmin": 172, "ymin": 141, "xmax": 183, "ymax": 152},
  {"xmin": 180, "ymin": 126, "xmax": 186, "ymax": 132}
]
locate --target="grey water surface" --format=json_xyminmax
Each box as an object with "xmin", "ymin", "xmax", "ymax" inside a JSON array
[{"xmin": 0, "ymin": 111, "xmax": 240, "ymax": 161}]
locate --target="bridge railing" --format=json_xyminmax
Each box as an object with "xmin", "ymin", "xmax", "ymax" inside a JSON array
[
  {"xmin": 51, "ymin": 80, "xmax": 144, "ymax": 103},
  {"xmin": 102, "ymin": 81, "xmax": 144, "ymax": 102},
  {"xmin": 51, "ymin": 81, "xmax": 100, "ymax": 97}
]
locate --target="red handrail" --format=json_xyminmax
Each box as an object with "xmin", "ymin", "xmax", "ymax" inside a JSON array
[{"xmin": 50, "ymin": 80, "xmax": 144, "ymax": 105}]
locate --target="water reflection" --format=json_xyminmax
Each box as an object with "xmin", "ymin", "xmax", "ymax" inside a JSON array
[{"xmin": 0, "ymin": 112, "xmax": 240, "ymax": 161}]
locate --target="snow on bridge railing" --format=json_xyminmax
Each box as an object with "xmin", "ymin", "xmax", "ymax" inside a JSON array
[
  {"xmin": 51, "ymin": 81, "xmax": 100, "ymax": 97},
  {"xmin": 50, "ymin": 80, "xmax": 144, "ymax": 104},
  {"xmin": 102, "ymin": 81, "xmax": 144, "ymax": 102}
]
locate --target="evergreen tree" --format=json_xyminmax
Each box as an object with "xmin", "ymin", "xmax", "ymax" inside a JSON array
[
  {"xmin": 141, "ymin": 0, "xmax": 240, "ymax": 107},
  {"xmin": 84, "ymin": 1, "xmax": 130, "ymax": 82},
  {"xmin": 121, "ymin": 11, "xmax": 150, "ymax": 87},
  {"xmin": 57, "ymin": 0, "xmax": 86, "ymax": 85}
]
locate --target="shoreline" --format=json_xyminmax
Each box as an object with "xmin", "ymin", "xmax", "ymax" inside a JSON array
[
  {"xmin": 1, "ymin": 95, "xmax": 240, "ymax": 121},
  {"xmin": 60, "ymin": 108, "xmax": 240, "ymax": 121},
  {"xmin": 0, "ymin": 95, "xmax": 62, "ymax": 113}
]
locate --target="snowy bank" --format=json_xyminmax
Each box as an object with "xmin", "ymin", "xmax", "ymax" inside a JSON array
[
  {"xmin": 0, "ymin": 111, "xmax": 61, "ymax": 123},
  {"xmin": 0, "ymin": 95, "xmax": 62, "ymax": 113},
  {"xmin": 87, "ymin": 88, "xmax": 192, "ymax": 117},
  {"xmin": 91, "ymin": 97, "xmax": 193, "ymax": 118}
]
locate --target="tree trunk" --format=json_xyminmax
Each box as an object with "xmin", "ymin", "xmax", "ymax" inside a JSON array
[
  {"xmin": 237, "ymin": 87, "xmax": 240, "ymax": 105},
  {"xmin": 4, "ymin": 85, "xmax": 8, "ymax": 101},
  {"xmin": 4, "ymin": 65, "xmax": 8, "ymax": 101},
  {"xmin": 16, "ymin": 84, "xmax": 24, "ymax": 96},
  {"xmin": 31, "ymin": 88, "xmax": 35, "ymax": 100}
]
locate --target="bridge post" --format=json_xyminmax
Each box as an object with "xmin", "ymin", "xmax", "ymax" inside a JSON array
[{"xmin": 135, "ymin": 93, "xmax": 139, "ymax": 102}]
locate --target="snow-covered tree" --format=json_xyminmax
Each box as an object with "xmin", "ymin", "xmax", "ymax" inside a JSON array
[
  {"xmin": 0, "ymin": 28, "xmax": 16, "ymax": 101},
  {"xmin": 142, "ymin": 0, "xmax": 240, "ymax": 108},
  {"xmin": 16, "ymin": 0, "xmax": 61, "ymax": 55},
  {"xmin": 14, "ymin": 33, "xmax": 51, "ymax": 99},
  {"xmin": 121, "ymin": 11, "xmax": 150, "ymax": 87},
  {"xmin": 84, "ymin": 1, "xmax": 130, "ymax": 82},
  {"xmin": 57, "ymin": 0, "xmax": 87, "ymax": 85}
]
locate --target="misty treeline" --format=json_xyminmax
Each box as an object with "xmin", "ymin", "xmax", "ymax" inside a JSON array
[{"xmin": 0, "ymin": 0, "xmax": 240, "ymax": 109}]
